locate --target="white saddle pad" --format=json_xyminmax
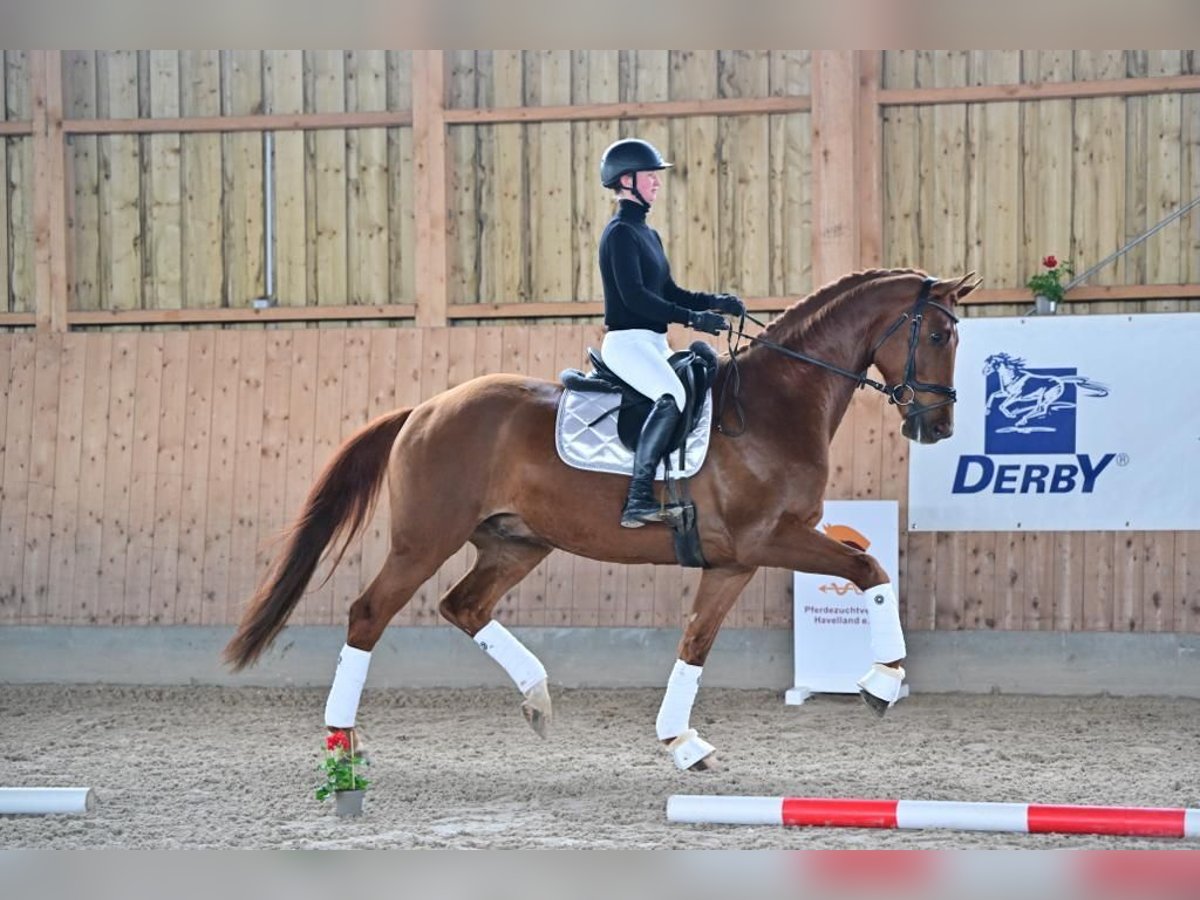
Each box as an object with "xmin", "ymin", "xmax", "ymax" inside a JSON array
[{"xmin": 555, "ymin": 388, "xmax": 713, "ymax": 480}]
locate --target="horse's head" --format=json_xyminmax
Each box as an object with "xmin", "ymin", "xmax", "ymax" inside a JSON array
[
  {"xmin": 983, "ymin": 352, "xmax": 1022, "ymax": 378},
  {"xmin": 871, "ymin": 272, "xmax": 980, "ymax": 444}
]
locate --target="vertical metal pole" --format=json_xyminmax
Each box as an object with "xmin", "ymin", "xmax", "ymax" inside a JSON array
[{"xmin": 261, "ymin": 130, "xmax": 276, "ymax": 303}]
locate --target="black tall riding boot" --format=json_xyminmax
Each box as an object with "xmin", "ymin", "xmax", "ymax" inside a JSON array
[{"xmin": 620, "ymin": 395, "xmax": 682, "ymax": 528}]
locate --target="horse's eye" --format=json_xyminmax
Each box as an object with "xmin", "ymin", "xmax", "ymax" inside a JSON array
[{"xmin": 930, "ymin": 332, "xmax": 944, "ymax": 345}]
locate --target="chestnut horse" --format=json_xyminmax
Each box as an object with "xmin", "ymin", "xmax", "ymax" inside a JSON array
[{"xmin": 225, "ymin": 268, "xmax": 976, "ymax": 771}]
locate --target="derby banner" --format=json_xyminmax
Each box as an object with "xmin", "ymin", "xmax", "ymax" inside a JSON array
[{"xmin": 908, "ymin": 313, "xmax": 1200, "ymax": 532}]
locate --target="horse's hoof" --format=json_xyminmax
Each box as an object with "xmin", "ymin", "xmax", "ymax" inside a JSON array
[
  {"xmin": 520, "ymin": 680, "xmax": 552, "ymax": 739},
  {"xmin": 666, "ymin": 729, "xmax": 717, "ymax": 771},
  {"xmin": 688, "ymin": 752, "xmax": 719, "ymax": 772},
  {"xmin": 859, "ymin": 688, "xmax": 890, "ymax": 718}
]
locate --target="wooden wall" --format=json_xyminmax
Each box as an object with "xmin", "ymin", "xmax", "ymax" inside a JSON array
[
  {"xmin": 1, "ymin": 50, "xmax": 1199, "ymax": 636},
  {"xmin": 0, "ymin": 324, "xmax": 1197, "ymax": 633}
]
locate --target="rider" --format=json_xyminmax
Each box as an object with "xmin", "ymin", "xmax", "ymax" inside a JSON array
[{"xmin": 597, "ymin": 138, "xmax": 746, "ymax": 528}]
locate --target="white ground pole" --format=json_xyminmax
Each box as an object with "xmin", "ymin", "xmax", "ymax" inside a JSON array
[{"xmin": 0, "ymin": 787, "xmax": 96, "ymax": 815}]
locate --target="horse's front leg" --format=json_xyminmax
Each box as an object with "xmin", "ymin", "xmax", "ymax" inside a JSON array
[
  {"xmin": 655, "ymin": 565, "xmax": 757, "ymax": 771},
  {"xmin": 747, "ymin": 525, "xmax": 906, "ymax": 717}
]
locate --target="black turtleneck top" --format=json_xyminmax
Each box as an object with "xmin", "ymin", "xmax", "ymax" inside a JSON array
[{"xmin": 599, "ymin": 200, "xmax": 717, "ymax": 333}]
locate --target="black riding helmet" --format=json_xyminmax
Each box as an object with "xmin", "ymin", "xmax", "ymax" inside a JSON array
[{"xmin": 600, "ymin": 138, "xmax": 672, "ymax": 206}]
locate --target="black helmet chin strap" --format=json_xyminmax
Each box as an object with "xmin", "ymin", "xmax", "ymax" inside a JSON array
[{"xmin": 625, "ymin": 173, "xmax": 651, "ymax": 209}]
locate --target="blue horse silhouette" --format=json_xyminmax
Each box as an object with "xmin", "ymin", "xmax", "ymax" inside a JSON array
[{"xmin": 982, "ymin": 352, "xmax": 1109, "ymax": 432}]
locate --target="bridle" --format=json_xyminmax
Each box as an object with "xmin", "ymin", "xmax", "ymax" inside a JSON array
[{"xmin": 717, "ymin": 277, "xmax": 959, "ymax": 436}]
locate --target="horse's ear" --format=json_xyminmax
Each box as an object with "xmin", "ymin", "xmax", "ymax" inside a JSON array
[{"xmin": 933, "ymin": 272, "xmax": 981, "ymax": 301}]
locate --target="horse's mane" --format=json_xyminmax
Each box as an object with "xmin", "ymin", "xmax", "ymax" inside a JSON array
[{"xmin": 753, "ymin": 268, "xmax": 927, "ymax": 349}]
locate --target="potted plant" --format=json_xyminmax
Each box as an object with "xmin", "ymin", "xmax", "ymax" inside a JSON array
[
  {"xmin": 1027, "ymin": 254, "xmax": 1073, "ymax": 314},
  {"xmin": 315, "ymin": 729, "xmax": 369, "ymax": 816}
]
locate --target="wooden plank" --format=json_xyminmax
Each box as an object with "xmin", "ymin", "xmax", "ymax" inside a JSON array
[
  {"xmin": 879, "ymin": 73, "xmax": 1200, "ymax": 105},
  {"xmin": 413, "ymin": 50, "xmax": 449, "ymax": 323},
  {"xmin": 994, "ymin": 530, "xmax": 1025, "ymax": 631},
  {"xmin": 1186, "ymin": 65, "xmax": 1200, "ymax": 295},
  {"xmin": 850, "ymin": 391, "xmax": 882, "ymax": 500},
  {"xmin": 857, "ymin": 51, "xmax": 883, "ymax": 269},
  {"xmin": 198, "ymin": 333, "xmax": 240, "ymax": 624},
  {"xmin": 359, "ymin": 327, "xmax": 400, "ymax": 597},
  {"xmin": 264, "ymin": 50, "xmax": 307, "ymax": 306},
  {"xmin": 6, "ymin": 53, "xmax": 35, "ymax": 313},
  {"xmin": 388, "ymin": 327, "xmax": 423, "ymax": 627},
  {"xmin": 1082, "ymin": 532, "xmax": 1115, "ymax": 631},
  {"xmin": 970, "ymin": 52, "xmax": 1021, "ymax": 290},
  {"xmin": 1143, "ymin": 532, "xmax": 1175, "ymax": 632},
  {"xmin": 720, "ymin": 51, "xmax": 774, "ymax": 299},
  {"xmin": 1022, "ymin": 51, "xmax": 1080, "ymax": 292},
  {"xmin": 331, "ymin": 328, "xmax": 371, "ymax": 625},
  {"xmin": 175, "ymin": 330, "xmax": 216, "ymax": 624},
  {"xmin": 0, "ymin": 336, "xmax": 36, "ymax": 620},
  {"xmin": 672, "ymin": 51, "xmax": 718, "ymax": 295},
  {"xmin": 1051, "ymin": 533, "xmax": 1083, "ymax": 631},
  {"xmin": 64, "ymin": 110, "xmax": 413, "ymax": 134},
  {"xmin": 530, "ymin": 52, "xmax": 572, "ymax": 303},
  {"xmin": 145, "ymin": 51, "xmax": 182, "ymax": 310},
  {"xmin": 347, "ymin": 51, "xmax": 389, "ymax": 306},
  {"xmin": 882, "ymin": 51, "xmax": 920, "ymax": 269},
  {"xmin": 72, "ymin": 333, "xmax": 112, "ymax": 623},
  {"xmin": 149, "ymin": 331, "xmax": 188, "ymax": 623},
  {"xmin": 67, "ymin": 303, "xmax": 416, "ymax": 325},
  {"xmin": 574, "ymin": 51, "xmax": 619, "ymax": 303},
  {"xmin": 44, "ymin": 334, "xmax": 85, "ymax": 622},
  {"xmin": 387, "ymin": 53, "xmax": 416, "ymax": 302},
  {"xmin": 1115, "ymin": 531, "xmax": 1144, "ymax": 632},
  {"xmin": 65, "ymin": 51, "xmax": 101, "ymax": 311},
  {"xmin": 123, "ymin": 332, "xmax": 163, "ymax": 624},
  {"xmin": 250, "ymin": 332, "xmax": 294, "ymax": 610},
  {"xmin": 310, "ymin": 50, "xmax": 348, "ymax": 306},
  {"xmin": 223, "ymin": 329, "xmax": 267, "ymax": 622},
  {"xmin": 1147, "ymin": 51, "xmax": 1184, "ymax": 304},
  {"xmin": 1178, "ymin": 531, "xmax": 1199, "ymax": 633},
  {"xmin": 442, "ymin": 94, "xmax": 811, "ymax": 124},
  {"xmin": 491, "ymin": 51, "xmax": 527, "ymax": 305},
  {"xmin": 1023, "ymin": 531, "xmax": 1055, "ymax": 631},
  {"xmin": 933, "ymin": 531, "xmax": 965, "ymax": 630},
  {"xmin": 447, "ymin": 51, "xmax": 479, "ymax": 305},
  {"xmin": 19, "ymin": 341, "xmax": 61, "ymax": 620},
  {"xmin": 221, "ymin": 51, "xmax": 265, "ymax": 310},
  {"xmin": 96, "ymin": 51, "xmax": 142, "ymax": 311},
  {"xmin": 0, "ymin": 58, "xmax": 8, "ymax": 314},
  {"xmin": 179, "ymin": 51, "xmax": 222, "ymax": 308},
  {"xmin": 810, "ymin": 51, "xmax": 860, "ymax": 284},
  {"xmin": 412, "ymin": 325, "xmax": 448, "ymax": 625},
  {"xmin": 1124, "ymin": 52, "xmax": 1150, "ymax": 288},
  {"xmin": 31, "ymin": 52, "xmax": 68, "ymax": 332},
  {"xmin": 931, "ymin": 51, "xmax": 969, "ymax": 277}
]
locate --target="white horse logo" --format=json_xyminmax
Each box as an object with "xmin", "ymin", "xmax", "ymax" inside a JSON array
[{"xmin": 982, "ymin": 352, "xmax": 1109, "ymax": 433}]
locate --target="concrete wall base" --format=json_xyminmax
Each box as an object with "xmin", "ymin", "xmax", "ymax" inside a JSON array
[{"xmin": 2, "ymin": 625, "xmax": 1199, "ymax": 698}]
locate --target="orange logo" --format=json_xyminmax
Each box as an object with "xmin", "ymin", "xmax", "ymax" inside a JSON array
[{"xmin": 822, "ymin": 523, "xmax": 870, "ymax": 552}]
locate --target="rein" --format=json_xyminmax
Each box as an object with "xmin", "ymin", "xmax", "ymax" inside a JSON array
[{"xmin": 716, "ymin": 277, "xmax": 959, "ymax": 436}]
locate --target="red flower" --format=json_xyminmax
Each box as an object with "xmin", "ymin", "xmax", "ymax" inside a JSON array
[
  {"xmin": 326, "ymin": 730, "xmax": 351, "ymax": 751},
  {"xmin": 1043, "ymin": 255, "xmax": 1058, "ymax": 269}
]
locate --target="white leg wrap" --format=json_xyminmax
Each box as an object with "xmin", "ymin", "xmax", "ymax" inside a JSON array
[
  {"xmin": 857, "ymin": 662, "xmax": 907, "ymax": 706},
  {"xmin": 474, "ymin": 620, "xmax": 548, "ymax": 694},
  {"xmin": 667, "ymin": 729, "xmax": 716, "ymax": 770},
  {"xmin": 655, "ymin": 659, "xmax": 703, "ymax": 740},
  {"xmin": 324, "ymin": 644, "xmax": 372, "ymax": 728},
  {"xmin": 864, "ymin": 582, "xmax": 906, "ymax": 662}
]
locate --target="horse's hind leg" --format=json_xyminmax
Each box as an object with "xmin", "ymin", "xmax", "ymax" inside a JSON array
[{"xmin": 437, "ymin": 520, "xmax": 553, "ymax": 736}]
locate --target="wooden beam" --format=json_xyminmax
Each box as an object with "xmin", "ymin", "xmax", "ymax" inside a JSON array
[
  {"xmin": 65, "ymin": 304, "xmax": 416, "ymax": 326},
  {"xmin": 880, "ymin": 73, "xmax": 1200, "ymax": 107},
  {"xmin": 443, "ymin": 94, "xmax": 810, "ymax": 125},
  {"xmin": 62, "ymin": 109, "xmax": 413, "ymax": 135},
  {"xmin": 30, "ymin": 51, "xmax": 69, "ymax": 334},
  {"xmin": 959, "ymin": 283, "xmax": 1200, "ymax": 304},
  {"xmin": 810, "ymin": 52, "xmax": 860, "ymax": 286},
  {"xmin": 857, "ymin": 50, "xmax": 883, "ymax": 268},
  {"xmin": 413, "ymin": 50, "xmax": 449, "ymax": 328},
  {"xmin": 0, "ymin": 121, "xmax": 34, "ymax": 135}
]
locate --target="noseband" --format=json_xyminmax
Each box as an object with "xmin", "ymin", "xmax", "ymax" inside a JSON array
[{"xmin": 719, "ymin": 277, "xmax": 958, "ymax": 435}]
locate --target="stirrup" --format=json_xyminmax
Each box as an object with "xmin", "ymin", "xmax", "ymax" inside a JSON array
[
  {"xmin": 620, "ymin": 499, "xmax": 681, "ymax": 528},
  {"xmin": 666, "ymin": 728, "xmax": 716, "ymax": 771},
  {"xmin": 856, "ymin": 663, "xmax": 906, "ymax": 717}
]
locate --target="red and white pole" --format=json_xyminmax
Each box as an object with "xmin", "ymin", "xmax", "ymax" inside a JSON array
[{"xmin": 667, "ymin": 795, "xmax": 1200, "ymax": 839}]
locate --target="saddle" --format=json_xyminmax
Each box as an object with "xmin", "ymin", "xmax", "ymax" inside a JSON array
[
  {"xmin": 559, "ymin": 341, "xmax": 719, "ymax": 461},
  {"xmin": 558, "ymin": 341, "xmax": 719, "ymax": 569}
]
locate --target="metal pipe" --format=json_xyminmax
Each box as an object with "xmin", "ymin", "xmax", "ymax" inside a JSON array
[
  {"xmin": 0, "ymin": 787, "xmax": 96, "ymax": 815},
  {"xmin": 1066, "ymin": 193, "xmax": 1200, "ymax": 291},
  {"xmin": 262, "ymin": 130, "xmax": 276, "ymax": 302}
]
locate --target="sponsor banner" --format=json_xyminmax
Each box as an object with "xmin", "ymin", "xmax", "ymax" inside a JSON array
[
  {"xmin": 788, "ymin": 500, "xmax": 899, "ymax": 704},
  {"xmin": 909, "ymin": 313, "xmax": 1200, "ymax": 532}
]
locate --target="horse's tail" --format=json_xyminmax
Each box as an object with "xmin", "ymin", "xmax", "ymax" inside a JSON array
[
  {"xmin": 1063, "ymin": 376, "xmax": 1110, "ymax": 397},
  {"xmin": 223, "ymin": 407, "xmax": 414, "ymax": 671}
]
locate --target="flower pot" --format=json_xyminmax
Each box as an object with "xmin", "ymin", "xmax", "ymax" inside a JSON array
[
  {"xmin": 1034, "ymin": 294, "xmax": 1057, "ymax": 315},
  {"xmin": 334, "ymin": 789, "xmax": 365, "ymax": 817}
]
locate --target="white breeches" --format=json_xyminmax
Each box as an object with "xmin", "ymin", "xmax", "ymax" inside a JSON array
[{"xmin": 600, "ymin": 329, "xmax": 686, "ymax": 412}]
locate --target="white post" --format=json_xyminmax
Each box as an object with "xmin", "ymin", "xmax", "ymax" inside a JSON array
[{"xmin": 0, "ymin": 787, "xmax": 96, "ymax": 815}]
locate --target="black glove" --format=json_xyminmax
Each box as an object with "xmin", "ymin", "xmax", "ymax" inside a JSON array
[
  {"xmin": 688, "ymin": 309, "xmax": 730, "ymax": 335},
  {"xmin": 712, "ymin": 293, "xmax": 746, "ymax": 317}
]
